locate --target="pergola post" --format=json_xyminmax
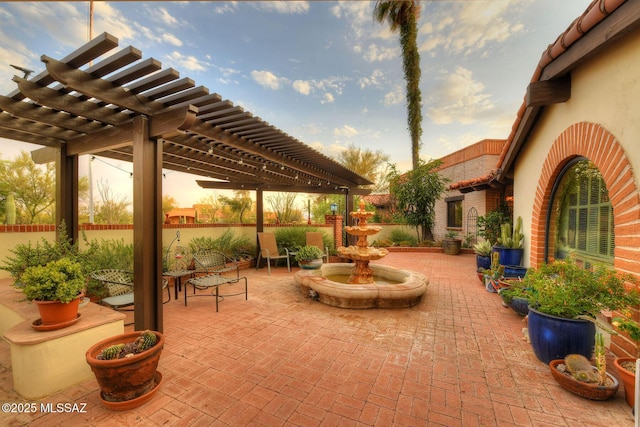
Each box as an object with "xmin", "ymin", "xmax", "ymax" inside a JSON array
[
  {"xmin": 54, "ymin": 144, "xmax": 79, "ymax": 244},
  {"xmin": 132, "ymin": 116, "xmax": 163, "ymax": 332}
]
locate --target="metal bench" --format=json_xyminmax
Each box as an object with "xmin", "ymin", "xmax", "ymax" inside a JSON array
[
  {"xmin": 185, "ymin": 274, "xmax": 247, "ymax": 312},
  {"xmin": 192, "ymin": 250, "xmax": 240, "ymax": 278},
  {"xmin": 90, "ymin": 269, "xmax": 170, "ymax": 311},
  {"xmin": 185, "ymin": 251, "xmax": 246, "ymax": 311}
]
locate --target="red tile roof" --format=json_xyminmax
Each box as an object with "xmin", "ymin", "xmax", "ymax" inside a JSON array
[
  {"xmin": 452, "ymin": 0, "xmax": 632, "ymax": 193},
  {"xmin": 496, "ymin": 0, "xmax": 629, "ymax": 174}
]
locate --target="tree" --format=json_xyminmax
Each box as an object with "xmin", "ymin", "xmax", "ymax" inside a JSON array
[
  {"xmin": 335, "ymin": 144, "xmax": 391, "ymax": 193},
  {"xmin": 0, "ymin": 152, "xmax": 55, "ymax": 223},
  {"xmin": 218, "ymin": 190, "xmax": 253, "ymax": 224},
  {"xmin": 265, "ymin": 192, "xmax": 301, "ymax": 224},
  {"xmin": 389, "ymin": 159, "xmax": 449, "ymax": 241},
  {"xmin": 162, "ymin": 195, "xmax": 177, "ymax": 218},
  {"xmin": 373, "ymin": 0, "xmax": 423, "ymax": 170},
  {"xmin": 94, "ymin": 179, "xmax": 132, "ymax": 224}
]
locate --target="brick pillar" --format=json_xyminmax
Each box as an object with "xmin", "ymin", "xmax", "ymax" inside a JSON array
[{"xmin": 325, "ymin": 214, "xmax": 343, "ymax": 249}]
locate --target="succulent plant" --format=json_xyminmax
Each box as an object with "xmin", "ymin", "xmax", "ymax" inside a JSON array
[
  {"xmin": 137, "ymin": 330, "xmax": 157, "ymax": 351},
  {"xmin": 99, "ymin": 344, "xmax": 125, "ymax": 360},
  {"xmin": 96, "ymin": 330, "xmax": 158, "ymax": 360}
]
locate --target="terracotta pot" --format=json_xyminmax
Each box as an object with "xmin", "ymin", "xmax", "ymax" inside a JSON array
[
  {"xmin": 613, "ymin": 357, "xmax": 636, "ymax": 407},
  {"xmin": 549, "ymin": 359, "xmax": 619, "ymax": 400},
  {"xmin": 86, "ymin": 331, "xmax": 165, "ymax": 406},
  {"xmin": 34, "ymin": 293, "xmax": 83, "ymax": 326}
]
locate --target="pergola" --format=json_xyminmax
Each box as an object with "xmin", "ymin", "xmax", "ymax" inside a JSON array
[{"xmin": 0, "ymin": 32, "xmax": 372, "ymax": 331}]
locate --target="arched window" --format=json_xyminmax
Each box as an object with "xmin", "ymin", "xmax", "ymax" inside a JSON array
[{"xmin": 547, "ymin": 158, "xmax": 614, "ymax": 267}]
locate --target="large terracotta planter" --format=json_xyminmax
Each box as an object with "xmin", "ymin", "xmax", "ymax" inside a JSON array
[
  {"xmin": 527, "ymin": 307, "xmax": 595, "ymax": 364},
  {"xmin": 34, "ymin": 293, "xmax": 83, "ymax": 326},
  {"xmin": 86, "ymin": 331, "xmax": 165, "ymax": 408},
  {"xmin": 613, "ymin": 357, "xmax": 636, "ymax": 407},
  {"xmin": 442, "ymin": 239, "xmax": 461, "ymax": 255},
  {"xmin": 549, "ymin": 359, "xmax": 619, "ymax": 400}
]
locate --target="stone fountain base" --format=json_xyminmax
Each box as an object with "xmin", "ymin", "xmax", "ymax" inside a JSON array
[{"xmin": 294, "ymin": 263, "xmax": 428, "ymax": 309}]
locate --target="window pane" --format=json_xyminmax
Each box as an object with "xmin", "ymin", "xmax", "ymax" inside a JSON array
[{"xmin": 549, "ymin": 160, "xmax": 613, "ymax": 265}]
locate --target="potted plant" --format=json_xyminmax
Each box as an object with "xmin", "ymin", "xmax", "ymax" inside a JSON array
[
  {"xmin": 86, "ymin": 330, "xmax": 165, "ymax": 410},
  {"xmin": 442, "ymin": 231, "xmax": 462, "ymax": 255},
  {"xmin": 18, "ymin": 257, "xmax": 86, "ymax": 329},
  {"xmin": 549, "ymin": 333, "xmax": 619, "ymax": 400},
  {"xmin": 295, "ymin": 245, "xmax": 324, "ymax": 269},
  {"xmin": 473, "ymin": 240, "xmax": 492, "ymax": 272},
  {"xmin": 496, "ymin": 216, "xmax": 524, "ymax": 267},
  {"xmin": 480, "ymin": 252, "xmax": 504, "ymax": 293},
  {"xmin": 498, "ymin": 278, "xmax": 531, "ymax": 316},
  {"xmin": 525, "ymin": 256, "xmax": 640, "ymax": 364},
  {"xmin": 612, "ymin": 316, "xmax": 640, "ymax": 407}
]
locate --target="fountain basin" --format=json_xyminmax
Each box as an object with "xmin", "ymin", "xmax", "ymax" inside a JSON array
[{"xmin": 294, "ymin": 263, "xmax": 428, "ymax": 309}]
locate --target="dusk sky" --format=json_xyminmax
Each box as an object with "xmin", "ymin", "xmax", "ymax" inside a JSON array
[{"xmin": 0, "ymin": 1, "xmax": 591, "ymax": 207}]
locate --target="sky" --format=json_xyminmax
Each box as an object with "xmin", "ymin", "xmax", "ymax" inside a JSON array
[{"xmin": 0, "ymin": 0, "xmax": 592, "ymax": 208}]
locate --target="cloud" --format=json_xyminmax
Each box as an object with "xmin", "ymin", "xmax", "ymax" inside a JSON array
[
  {"xmin": 420, "ymin": 2, "xmax": 524, "ymax": 56},
  {"xmin": 426, "ymin": 66, "xmax": 494, "ymax": 125},
  {"xmin": 254, "ymin": 1, "xmax": 309, "ymax": 14},
  {"xmin": 166, "ymin": 51, "xmax": 206, "ymax": 72},
  {"xmin": 251, "ymin": 70, "xmax": 284, "ymax": 90},
  {"xmin": 334, "ymin": 125, "xmax": 359, "ymax": 138},
  {"xmin": 161, "ymin": 33, "xmax": 183, "ymax": 47},
  {"xmin": 213, "ymin": 2, "xmax": 238, "ymax": 14},
  {"xmin": 152, "ymin": 7, "xmax": 179, "ymax": 27},
  {"xmin": 321, "ymin": 93, "xmax": 335, "ymax": 104},
  {"xmin": 359, "ymin": 69, "xmax": 385, "ymax": 89},
  {"xmin": 330, "ymin": 2, "xmax": 372, "ymax": 39},
  {"xmin": 384, "ymin": 85, "xmax": 404, "ymax": 106},
  {"xmin": 363, "ymin": 44, "xmax": 397, "ymax": 62},
  {"xmin": 293, "ymin": 80, "xmax": 312, "ymax": 95}
]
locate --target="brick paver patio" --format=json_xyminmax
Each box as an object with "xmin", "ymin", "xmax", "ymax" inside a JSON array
[{"xmin": 0, "ymin": 252, "xmax": 634, "ymax": 426}]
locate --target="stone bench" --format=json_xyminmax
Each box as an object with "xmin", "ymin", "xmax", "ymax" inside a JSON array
[{"xmin": 0, "ymin": 279, "xmax": 125, "ymax": 399}]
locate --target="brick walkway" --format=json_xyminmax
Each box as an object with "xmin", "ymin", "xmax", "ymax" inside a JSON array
[{"xmin": 0, "ymin": 252, "xmax": 634, "ymax": 426}]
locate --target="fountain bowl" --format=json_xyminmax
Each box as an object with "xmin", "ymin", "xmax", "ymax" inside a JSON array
[{"xmin": 294, "ymin": 263, "xmax": 428, "ymax": 309}]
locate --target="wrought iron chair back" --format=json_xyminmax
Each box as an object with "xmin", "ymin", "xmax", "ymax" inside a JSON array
[{"xmin": 192, "ymin": 250, "xmax": 239, "ymax": 278}]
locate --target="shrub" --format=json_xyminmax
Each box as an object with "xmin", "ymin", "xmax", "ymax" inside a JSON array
[
  {"xmin": 273, "ymin": 227, "xmax": 331, "ymax": 252},
  {"xmin": 188, "ymin": 229, "xmax": 256, "ymax": 260}
]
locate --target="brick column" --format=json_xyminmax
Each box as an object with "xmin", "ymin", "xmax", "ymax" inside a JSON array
[{"xmin": 325, "ymin": 214, "xmax": 343, "ymax": 249}]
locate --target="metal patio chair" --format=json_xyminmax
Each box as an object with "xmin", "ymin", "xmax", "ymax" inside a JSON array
[{"xmin": 256, "ymin": 232, "xmax": 291, "ymax": 274}]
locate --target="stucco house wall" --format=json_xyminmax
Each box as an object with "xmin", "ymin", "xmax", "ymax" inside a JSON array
[
  {"xmin": 514, "ymin": 26, "xmax": 640, "ymax": 271},
  {"xmin": 434, "ymin": 139, "xmax": 504, "ymax": 242}
]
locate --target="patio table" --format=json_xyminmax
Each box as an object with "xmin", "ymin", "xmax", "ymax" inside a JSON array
[
  {"xmin": 185, "ymin": 274, "xmax": 248, "ymax": 312},
  {"xmin": 163, "ymin": 269, "xmax": 193, "ymax": 299}
]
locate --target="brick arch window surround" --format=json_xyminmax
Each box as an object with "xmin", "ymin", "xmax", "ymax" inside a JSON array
[{"xmin": 530, "ymin": 122, "xmax": 640, "ymax": 280}]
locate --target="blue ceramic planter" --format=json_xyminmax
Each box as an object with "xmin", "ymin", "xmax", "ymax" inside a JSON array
[
  {"xmin": 527, "ymin": 306, "xmax": 595, "ymax": 364},
  {"xmin": 498, "ymin": 248, "xmax": 524, "ymax": 266},
  {"xmin": 476, "ymin": 255, "xmax": 491, "ymax": 271},
  {"xmin": 503, "ymin": 265, "xmax": 527, "ymax": 278}
]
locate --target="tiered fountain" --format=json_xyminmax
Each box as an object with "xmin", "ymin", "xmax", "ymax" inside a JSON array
[
  {"xmin": 294, "ymin": 201, "xmax": 428, "ymax": 309},
  {"xmin": 337, "ymin": 201, "xmax": 389, "ymax": 284}
]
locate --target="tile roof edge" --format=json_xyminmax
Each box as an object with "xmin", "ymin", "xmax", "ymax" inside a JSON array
[{"xmin": 495, "ymin": 0, "xmax": 627, "ymax": 174}]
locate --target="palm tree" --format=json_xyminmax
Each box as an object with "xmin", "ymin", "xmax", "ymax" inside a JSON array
[{"xmin": 373, "ymin": 0, "xmax": 423, "ymax": 170}]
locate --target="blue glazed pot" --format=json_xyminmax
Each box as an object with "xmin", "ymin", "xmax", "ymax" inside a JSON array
[
  {"xmin": 508, "ymin": 297, "xmax": 529, "ymax": 316},
  {"xmin": 503, "ymin": 265, "xmax": 527, "ymax": 278},
  {"xmin": 476, "ymin": 255, "xmax": 491, "ymax": 271},
  {"xmin": 527, "ymin": 306, "xmax": 595, "ymax": 364},
  {"xmin": 498, "ymin": 248, "xmax": 524, "ymax": 266}
]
